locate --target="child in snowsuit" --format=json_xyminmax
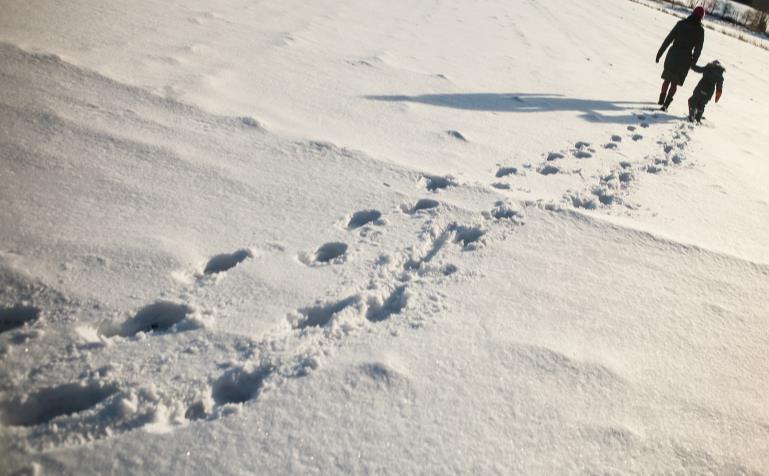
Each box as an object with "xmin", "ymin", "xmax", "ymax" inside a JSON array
[{"xmin": 688, "ymin": 60, "xmax": 725, "ymax": 123}]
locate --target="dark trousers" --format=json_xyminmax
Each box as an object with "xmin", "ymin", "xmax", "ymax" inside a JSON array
[{"xmin": 688, "ymin": 91, "xmax": 709, "ymax": 121}]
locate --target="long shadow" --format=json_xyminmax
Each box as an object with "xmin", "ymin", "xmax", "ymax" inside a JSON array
[{"xmin": 366, "ymin": 93, "xmax": 672, "ymax": 125}]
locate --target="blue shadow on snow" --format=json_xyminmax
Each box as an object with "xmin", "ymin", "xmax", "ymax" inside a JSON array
[{"xmin": 365, "ymin": 93, "xmax": 672, "ymax": 124}]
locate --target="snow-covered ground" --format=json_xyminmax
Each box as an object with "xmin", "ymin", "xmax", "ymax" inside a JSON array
[{"xmin": 1, "ymin": 0, "xmax": 768, "ymax": 473}]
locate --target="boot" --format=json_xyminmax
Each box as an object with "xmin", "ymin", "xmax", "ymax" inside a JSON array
[
  {"xmin": 662, "ymin": 95, "xmax": 674, "ymax": 112},
  {"xmin": 688, "ymin": 98, "xmax": 696, "ymax": 122},
  {"xmin": 658, "ymin": 91, "xmax": 666, "ymax": 106}
]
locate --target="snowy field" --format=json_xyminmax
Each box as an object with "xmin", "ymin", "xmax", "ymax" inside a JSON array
[{"xmin": 1, "ymin": 0, "xmax": 768, "ymax": 473}]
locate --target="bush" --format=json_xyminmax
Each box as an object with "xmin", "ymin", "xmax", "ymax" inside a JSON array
[
  {"xmin": 722, "ymin": 3, "xmax": 737, "ymax": 22},
  {"xmin": 742, "ymin": 9, "xmax": 769, "ymax": 33}
]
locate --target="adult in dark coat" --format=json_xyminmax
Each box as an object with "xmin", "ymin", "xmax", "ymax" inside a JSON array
[{"xmin": 656, "ymin": 6, "xmax": 705, "ymax": 111}]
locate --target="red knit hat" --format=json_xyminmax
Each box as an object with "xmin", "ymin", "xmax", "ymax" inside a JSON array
[{"xmin": 693, "ymin": 6, "xmax": 705, "ymax": 20}]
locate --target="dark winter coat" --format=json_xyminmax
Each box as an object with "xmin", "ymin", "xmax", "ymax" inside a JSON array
[
  {"xmin": 657, "ymin": 15, "xmax": 705, "ymax": 86},
  {"xmin": 691, "ymin": 61, "xmax": 725, "ymax": 102}
]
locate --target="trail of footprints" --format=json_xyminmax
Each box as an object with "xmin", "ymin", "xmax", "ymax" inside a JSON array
[
  {"xmin": 494, "ymin": 110, "xmax": 695, "ymax": 211},
  {"xmin": 4, "ymin": 113, "xmax": 694, "ymax": 447},
  {"xmin": 1, "ymin": 171, "xmax": 525, "ymax": 448}
]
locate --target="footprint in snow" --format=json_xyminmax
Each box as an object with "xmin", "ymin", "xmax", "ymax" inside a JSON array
[
  {"xmin": 0, "ymin": 306, "xmax": 41, "ymax": 334},
  {"xmin": 347, "ymin": 209, "xmax": 383, "ymax": 229},
  {"xmin": 546, "ymin": 152, "xmax": 565, "ymax": 161},
  {"xmin": 423, "ymin": 175, "xmax": 456, "ymax": 192},
  {"xmin": 300, "ymin": 242, "xmax": 348, "ymax": 265},
  {"xmin": 632, "ymin": 134, "xmax": 644, "ymax": 141},
  {"xmin": 203, "ymin": 249, "xmax": 253, "ymax": 275},
  {"xmin": 495, "ymin": 166, "xmax": 518, "ymax": 178},
  {"xmin": 291, "ymin": 295, "xmax": 361, "ymax": 329},
  {"xmin": 211, "ymin": 366, "xmax": 272, "ymax": 406},
  {"xmin": 451, "ymin": 225, "xmax": 486, "ymax": 249},
  {"xmin": 366, "ymin": 286, "xmax": 408, "ymax": 322},
  {"xmin": 442, "ymin": 264, "xmax": 459, "ymax": 275},
  {"xmin": 592, "ymin": 187, "xmax": 616, "ymax": 206},
  {"xmin": 404, "ymin": 198, "xmax": 440, "ymax": 214},
  {"xmin": 538, "ymin": 164, "xmax": 560, "ymax": 175},
  {"xmin": 101, "ymin": 301, "xmax": 195, "ymax": 338},
  {"xmin": 0, "ymin": 381, "xmax": 119, "ymax": 427},
  {"xmin": 486, "ymin": 202, "xmax": 524, "ymax": 223},
  {"xmin": 573, "ymin": 142, "xmax": 594, "ymax": 159}
]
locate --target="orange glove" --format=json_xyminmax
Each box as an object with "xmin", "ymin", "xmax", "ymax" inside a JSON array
[{"xmin": 715, "ymin": 90, "xmax": 722, "ymax": 103}]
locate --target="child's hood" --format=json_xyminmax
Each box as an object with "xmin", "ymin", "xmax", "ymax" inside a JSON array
[{"xmin": 708, "ymin": 60, "xmax": 726, "ymax": 72}]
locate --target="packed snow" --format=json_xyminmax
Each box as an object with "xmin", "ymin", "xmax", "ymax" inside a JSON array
[{"xmin": 1, "ymin": 0, "xmax": 768, "ymax": 473}]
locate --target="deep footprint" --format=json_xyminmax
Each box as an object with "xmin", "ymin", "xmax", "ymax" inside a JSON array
[
  {"xmin": 212, "ymin": 366, "xmax": 272, "ymax": 405},
  {"xmin": 366, "ymin": 286, "xmax": 408, "ymax": 322},
  {"xmin": 592, "ymin": 187, "xmax": 616, "ymax": 205},
  {"xmin": 0, "ymin": 306, "xmax": 41, "ymax": 334},
  {"xmin": 294, "ymin": 296, "xmax": 361, "ymax": 329},
  {"xmin": 410, "ymin": 198, "xmax": 440, "ymax": 213},
  {"xmin": 491, "ymin": 204, "xmax": 524, "ymax": 222},
  {"xmin": 452, "ymin": 225, "xmax": 485, "ymax": 248},
  {"xmin": 204, "ymin": 249, "xmax": 252, "ymax": 274},
  {"xmin": 0, "ymin": 381, "xmax": 118, "ymax": 427},
  {"xmin": 496, "ymin": 167, "xmax": 518, "ymax": 178},
  {"xmin": 348, "ymin": 210, "xmax": 382, "ymax": 229},
  {"xmin": 424, "ymin": 175, "xmax": 456, "ymax": 192},
  {"xmin": 546, "ymin": 152, "xmax": 565, "ymax": 161},
  {"xmin": 538, "ymin": 165, "xmax": 560, "ymax": 175},
  {"xmin": 105, "ymin": 301, "xmax": 193, "ymax": 337},
  {"xmin": 314, "ymin": 242, "xmax": 348, "ymax": 263}
]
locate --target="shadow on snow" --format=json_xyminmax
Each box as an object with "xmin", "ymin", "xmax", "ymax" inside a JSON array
[{"xmin": 365, "ymin": 93, "xmax": 667, "ymax": 124}]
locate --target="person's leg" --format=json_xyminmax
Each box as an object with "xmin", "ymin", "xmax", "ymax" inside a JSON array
[
  {"xmin": 667, "ymin": 84, "xmax": 678, "ymax": 99},
  {"xmin": 659, "ymin": 80, "xmax": 670, "ymax": 105},
  {"xmin": 662, "ymin": 83, "xmax": 678, "ymax": 111},
  {"xmin": 688, "ymin": 96, "xmax": 697, "ymax": 121},
  {"xmin": 695, "ymin": 100, "xmax": 706, "ymax": 122}
]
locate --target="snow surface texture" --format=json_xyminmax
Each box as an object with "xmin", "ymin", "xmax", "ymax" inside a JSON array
[{"xmin": 1, "ymin": 0, "xmax": 768, "ymax": 473}]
